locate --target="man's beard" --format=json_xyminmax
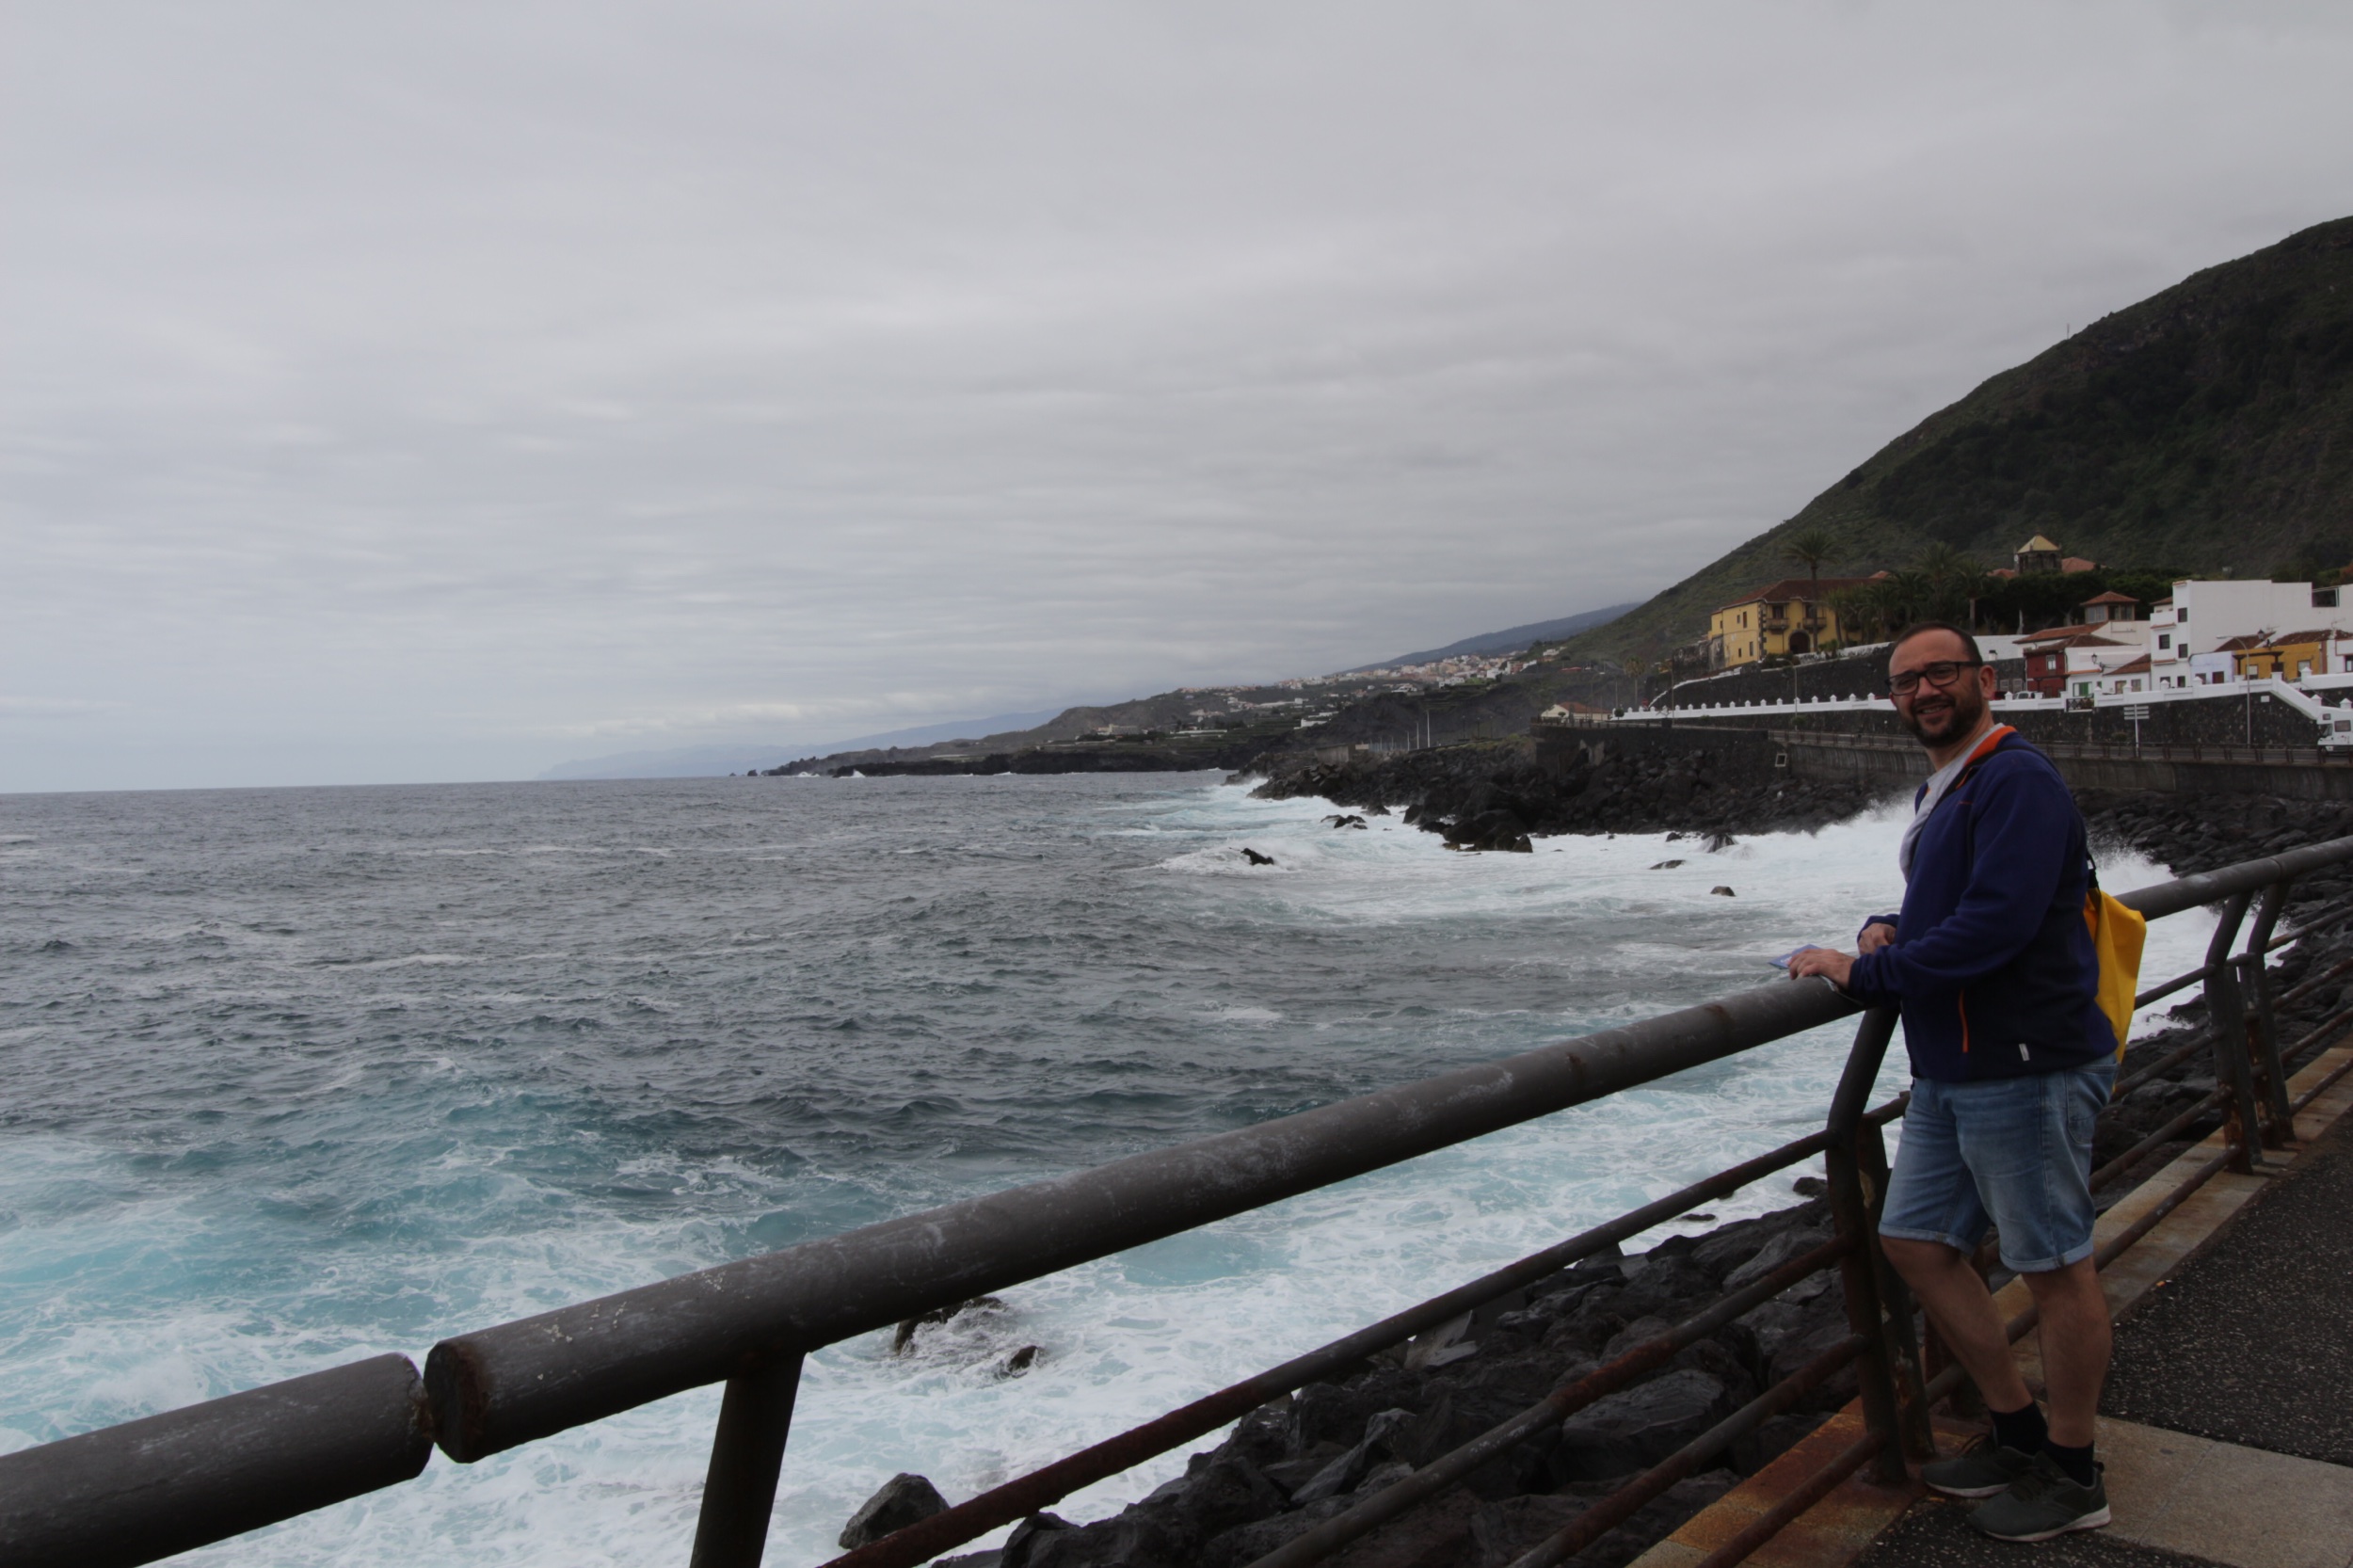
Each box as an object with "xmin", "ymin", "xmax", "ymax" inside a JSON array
[{"xmin": 1900, "ymin": 680, "xmax": 1987, "ymax": 747}]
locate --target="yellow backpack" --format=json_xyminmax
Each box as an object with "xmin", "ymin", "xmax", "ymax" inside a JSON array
[{"xmin": 2083, "ymin": 869, "xmax": 2147, "ymax": 1062}]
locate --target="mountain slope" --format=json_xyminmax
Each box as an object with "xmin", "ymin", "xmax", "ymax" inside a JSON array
[{"xmin": 1572, "ymin": 216, "xmax": 2353, "ymax": 661}]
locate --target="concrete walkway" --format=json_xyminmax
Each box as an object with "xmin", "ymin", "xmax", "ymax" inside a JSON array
[
  {"xmin": 1859, "ymin": 1051, "xmax": 2353, "ymax": 1568},
  {"xmin": 2101, "ymin": 1102, "xmax": 2353, "ymax": 1468},
  {"xmin": 1855, "ymin": 1416, "xmax": 2353, "ymax": 1568},
  {"xmin": 1636, "ymin": 1045, "xmax": 2353, "ymax": 1568}
]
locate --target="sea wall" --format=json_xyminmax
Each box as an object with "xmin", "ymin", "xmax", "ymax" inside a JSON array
[
  {"xmin": 1663, "ymin": 655, "xmax": 2026, "ymax": 709},
  {"xmin": 1665, "ymin": 688, "xmax": 2327, "ymax": 749},
  {"xmin": 1668, "ymin": 728, "xmax": 2353, "ymax": 802}
]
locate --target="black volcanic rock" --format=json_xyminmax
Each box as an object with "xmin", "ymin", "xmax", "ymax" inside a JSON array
[
  {"xmin": 839, "ymin": 1472, "xmax": 949, "ymax": 1549},
  {"xmin": 1242, "ymin": 738, "xmax": 1887, "ymax": 842}
]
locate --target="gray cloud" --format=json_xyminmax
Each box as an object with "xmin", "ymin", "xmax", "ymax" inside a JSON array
[{"xmin": 7, "ymin": 1, "xmax": 2352, "ymax": 789}]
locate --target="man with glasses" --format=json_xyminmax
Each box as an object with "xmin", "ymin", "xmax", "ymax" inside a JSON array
[{"xmin": 1789, "ymin": 623, "xmax": 2117, "ymax": 1543}]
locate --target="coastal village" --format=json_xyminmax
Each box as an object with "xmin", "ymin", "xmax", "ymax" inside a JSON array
[
  {"xmin": 1136, "ymin": 535, "xmax": 2353, "ymax": 761},
  {"xmin": 1077, "ymin": 533, "xmax": 2353, "ymax": 760},
  {"xmin": 1681, "ymin": 534, "xmax": 2353, "ymax": 698},
  {"xmin": 783, "ymin": 534, "xmax": 2353, "ymax": 781}
]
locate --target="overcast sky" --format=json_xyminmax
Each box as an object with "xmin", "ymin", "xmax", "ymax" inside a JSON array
[{"xmin": 6, "ymin": 3, "xmax": 2351, "ymax": 791}]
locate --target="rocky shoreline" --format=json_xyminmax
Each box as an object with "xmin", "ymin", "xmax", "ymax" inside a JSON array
[
  {"xmin": 865, "ymin": 1178, "xmax": 1852, "ymax": 1568},
  {"xmin": 847, "ymin": 844, "xmax": 2352, "ymax": 1568},
  {"xmin": 1241, "ymin": 739, "xmax": 1889, "ymax": 852},
  {"xmin": 829, "ymin": 794, "xmax": 2353, "ymax": 1568},
  {"xmin": 815, "ymin": 745, "xmax": 1260, "ymax": 777}
]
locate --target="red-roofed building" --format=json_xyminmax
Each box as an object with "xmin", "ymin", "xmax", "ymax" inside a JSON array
[
  {"xmin": 2023, "ymin": 632, "xmax": 2131, "ymax": 696},
  {"xmin": 2232, "ymin": 629, "xmax": 2353, "ymax": 682},
  {"xmin": 2089, "ymin": 652, "xmax": 2154, "ymax": 696},
  {"xmin": 2080, "ymin": 590, "xmax": 2141, "ymax": 625},
  {"xmin": 1987, "ymin": 535, "xmax": 2102, "ymax": 580},
  {"xmin": 1705, "ymin": 576, "xmax": 1877, "ymax": 668}
]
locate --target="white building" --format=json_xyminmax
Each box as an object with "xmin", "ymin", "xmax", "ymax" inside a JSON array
[
  {"xmin": 2148, "ymin": 578, "xmax": 2353, "ymax": 688},
  {"xmin": 2061, "ymin": 640, "xmax": 2153, "ymax": 697},
  {"xmin": 2085, "ymin": 653, "xmax": 2154, "ymax": 696},
  {"xmin": 2005, "ymin": 585, "xmax": 2155, "ymax": 664},
  {"xmin": 2186, "ymin": 650, "xmax": 2237, "ymax": 685},
  {"xmin": 1972, "ymin": 633, "xmax": 2030, "ymax": 664}
]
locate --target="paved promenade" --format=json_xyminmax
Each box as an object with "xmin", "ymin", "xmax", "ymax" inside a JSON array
[
  {"xmin": 1637, "ymin": 1045, "xmax": 2353, "ymax": 1568},
  {"xmin": 1854, "ymin": 1086, "xmax": 2353, "ymax": 1568}
]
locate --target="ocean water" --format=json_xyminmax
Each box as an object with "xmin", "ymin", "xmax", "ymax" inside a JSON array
[{"xmin": 0, "ymin": 774, "xmax": 2213, "ymax": 1565}]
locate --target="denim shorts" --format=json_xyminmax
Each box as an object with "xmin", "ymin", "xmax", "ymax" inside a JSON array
[{"xmin": 1880, "ymin": 1063, "xmax": 2115, "ymax": 1274}]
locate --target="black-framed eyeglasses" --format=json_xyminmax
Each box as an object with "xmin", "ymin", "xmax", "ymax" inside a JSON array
[
  {"xmin": 1889, "ymin": 659, "xmax": 1982, "ymax": 696},
  {"xmin": 1882, "ymin": 654, "xmax": 1977, "ymax": 692}
]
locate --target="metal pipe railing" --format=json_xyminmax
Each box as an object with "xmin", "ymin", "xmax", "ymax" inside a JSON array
[
  {"xmin": 7, "ymin": 834, "xmax": 2352, "ymax": 1568},
  {"xmin": 422, "ymin": 977, "xmax": 1860, "ymax": 1465},
  {"xmin": 2243, "ymin": 882, "xmax": 2297, "ymax": 1144},
  {"xmin": 1820, "ymin": 1009, "xmax": 1913, "ymax": 1483},
  {"xmin": 2109, "ymin": 1026, "xmax": 2217, "ymax": 1098},
  {"xmin": 2108, "ymin": 836, "xmax": 2353, "ymax": 920},
  {"xmin": 1243, "ymin": 1237, "xmax": 1859, "ymax": 1568},
  {"xmin": 1691, "ymin": 1138, "xmax": 2248, "ymax": 1568},
  {"xmin": 817, "ymin": 1111, "xmax": 1887, "ymax": 1568},
  {"xmin": 691, "ymin": 1353, "xmax": 807, "ymax": 1568},
  {"xmin": 2201, "ymin": 891, "xmax": 2265, "ymax": 1173},
  {"xmin": 1685, "ymin": 851, "xmax": 2353, "ymax": 1568},
  {"xmin": 0, "ymin": 1354, "xmax": 432, "ymax": 1568},
  {"xmin": 1503, "ymin": 1333, "xmax": 1869, "ymax": 1568}
]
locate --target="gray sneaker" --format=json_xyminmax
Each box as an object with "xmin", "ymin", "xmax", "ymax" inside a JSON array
[
  {"xmin": 1922, "ymin": 1438, "xmax": 2038, "ymax": 1498},
  {"xmin": 1970, "ymin": 1451, "xmax": 2110, "ymax": 1542}
]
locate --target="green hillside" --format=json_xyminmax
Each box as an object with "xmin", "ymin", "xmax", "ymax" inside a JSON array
[{"xmin": 1572, "ymin": 215, "xmax": 2353, "ymax": 662}]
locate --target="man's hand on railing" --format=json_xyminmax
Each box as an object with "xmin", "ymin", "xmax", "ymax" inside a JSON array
[{"xmin": 1787, "ymin": 947, "xmax": 1855, "ymax": 988}]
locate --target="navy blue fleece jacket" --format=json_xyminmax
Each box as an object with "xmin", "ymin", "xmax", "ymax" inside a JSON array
[{"xmin": 1844, "ymin": 731, "xmax": 2109, "ymax": 1081}]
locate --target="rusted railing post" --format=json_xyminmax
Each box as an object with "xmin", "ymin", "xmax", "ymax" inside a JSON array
[
  {"xmin": 1823, "ymin": 1007, "xmax": 1909, "ymax": 1482},
  {"xmin": 1856, "ymin": 1112, "xmax": 1933, "ymax": 1460},
  {"xmin": 2240, "ymin": 879, "xmax": 2295, "ymax": 1146},
  {"xmin": 2201, "ymin": 892, "xmax": 2263, "ymax": 1173},
  {"xmin": 688, "ymin": 1352, "xmax": 806, "ymax": 1568}
]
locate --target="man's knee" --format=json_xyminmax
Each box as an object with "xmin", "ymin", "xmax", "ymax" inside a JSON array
[
  {"xmin": 2020, "ymin": 1255, "xmax": 2103, "ymax": 1301},
  {"xmin": 1881, "ymin": 1235, "xmax": 1964, "ymax": 1280}
]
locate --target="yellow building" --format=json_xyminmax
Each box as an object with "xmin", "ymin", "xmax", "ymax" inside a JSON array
[
  {"xmin": 1709, "ymin": 577, "xmax": 1873, "ymax": 668},
  {"xmin": 2231, "ymin": 629, "xmax": 2351, "ymax": 681}
]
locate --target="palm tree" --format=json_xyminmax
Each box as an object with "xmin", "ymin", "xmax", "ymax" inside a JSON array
[
  {"xmin": 1856, "ymin": 578, "xmax": 1903, "ymax": 641},
  {"xmin": 1768, "ymin": 529, "xmax": 1840, "ymax": 653},
  {"xmin": 1823, "ymin": 585, "xmax": 1866, "ymax": 647},
  {"xmin": 1912, "ymin": 542, "xmax": 1968, "ymax": 582},
  {"xmin": 1622, "ymin": 656, "xmax": 1649, "ymax": 708},
  {"xmin": 1884, "ymin": 571, "xmax": 1932, "ymax": 631},
  {"xmin": 1911, "ymin": 544, "xmax": 1986, "ymax": 623},
  {"xmin": 1780, "ymin": 528, "xmax": 1843, "ymax": 592}
]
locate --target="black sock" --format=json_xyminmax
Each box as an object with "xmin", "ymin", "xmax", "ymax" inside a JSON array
[
  {"xmin": 2043, "ymin": 1437, "xmax": 2096, "ymax": 1488},
  {"xmin": 1989, "ymin": 1399, "xmax": 2046, "ymax": 1454}
]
